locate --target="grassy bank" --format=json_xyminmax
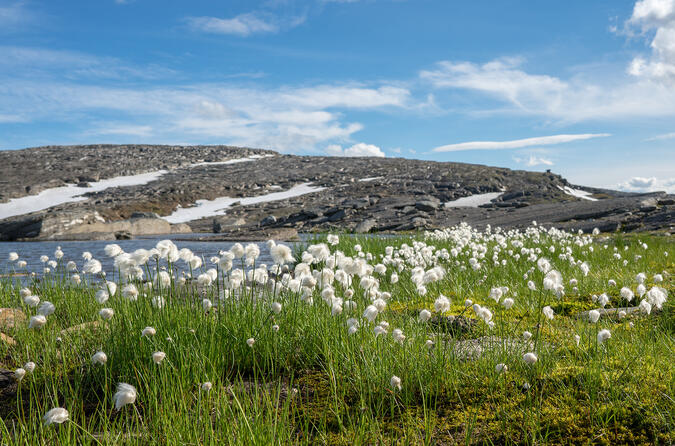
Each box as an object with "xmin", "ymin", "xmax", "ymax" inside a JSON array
[{"xmin": 0, "ymin": 225, "xmax": 673, "ymax": 444}]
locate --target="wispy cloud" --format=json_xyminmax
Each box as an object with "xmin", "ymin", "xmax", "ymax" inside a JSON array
[
  {"xmin": 187, "ymin": 14, "xmax": 279, "ymax": 36},
  {"xmin": 0, "ymin": 46, "xmax": 175, "ymax": 80},
  {"xmin": 187, "ymin": 12, "xmax": 306, "ymax": 37},
  {"xmin": 432, "ymin": 133, "xmax": 610, "ymax": 152},
  {"xmin": 0, "ymin": 1, "xmax": 32, "ymax": 30},
  {"xmin": 646, "ymin": 132, "xmax": 675, "ymax": 141}
]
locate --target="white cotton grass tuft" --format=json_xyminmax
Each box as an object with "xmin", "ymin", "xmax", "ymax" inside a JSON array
[
  {"xmin": 122, "ymin": 284, "xmax": 139, "ymax": 301},
  {"xmin": 29, "ymin": 315, "xmax": 47, "ymax": 329},
  {"xmin": 597, "ymin": 329, "xmax": 611, "ymax": 344},
  {"xmin": 104, "ymin": 244, "xmax": 123, "ymax": 257},
  {"xmin": 418, "ymin": 309, "xmax": 432, "ymax": 322},
  {"xmin": 639, "ymin": 299, "xmax": 652, "ymax": 315},
  {"xmin": 43, "ymin": 407, "xmax": 69, "ymax": 426},
  {"xmin": 152, "ymin": 351, "xmax": 166, "ymax": 364},
  {"xmin": 14, "ymin": 368, "xmax": 26, "ymax": 382},
  {"xmin": 523, "ymin": 331, "xmax": 532, "ymax": 341},
  {"xmin": 23, "ymin": 295, "xmax": 40, "ymax": 308},
  {"xmin": 392, "ymin": 328, "xmax": 406, "ymax": 344},
  {"xmin": 620, "ymin": 287, "xmax": 634, "ymax": 302},
  {"xmin": 202, "ymin": 298, "xmax": 212, "ymax": 312},
  {"xmin": 271, "ymin": 302, "xmax": 282, "ymax": 314},
  {"xmin": 201, "ymin": 382, "xmax": 213, "ymax": 392},
  {"xmin": 363, "ymin": 305, "xmax": 378, "ymax": 322},
  {"xmin": 92, "ymin": 351, "xmax": 108, "ymax": 365},
  {"xmin": 20, "ymin": 288, "xmax": 31, "ymax": 298},
  {"xmin": 113, "ymin": 383, "xmax": 137, "ymax": 410},
  {"xmin": 495, "ymin": 363, "xmax": 508, "ymax": 374},
  {"xmin": 246, "ymin": 338, "xmax": 255, "ymax": 347},
  {"xmin": 83, "ymin": 259, "xmax": 102, "ymax": 275},
  {"xmin": 37, "ymin": 301, "xmax": 56, "ymax": 316},
  {"xmin": 390, "ymin": 375, "xmax": 401, "ymax": 391},
  {"xmin": 434, "ymin": 295, "xmax": 450, "ymax": 313},
  {"xmin": 523, "ymin": 352, "xmax": 538, "ymax": 365},
  {"xmin": 95, "ymin": 290, "xmax": 109, "ymax": 304},
  {"xmin": 141, "ymin": 327, "xmax": 156, "ymax": 337},
  {"xmin": 588, "ymin": 309, "xmax": 601, "ymax": 323},
  {"xmin": 99, "ymin": 308, "xmax": 114, "ymax": 320},
  {"xmin": 23, "ymin": 362, "xmax": 36, "ymax": 373},
  {"xmin": 542, "ymin": 306, "xmax": 554, "ymax": 320}
]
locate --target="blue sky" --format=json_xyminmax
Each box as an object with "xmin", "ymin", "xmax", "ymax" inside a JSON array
[{"xmin": 1, "ymin": 0, "xmax": 674, "ymax": 192}]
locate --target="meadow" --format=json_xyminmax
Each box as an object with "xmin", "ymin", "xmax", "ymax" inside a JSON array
[{"xmin": 0, "ymin": 223, "xmax": 672, "ymax": 445}]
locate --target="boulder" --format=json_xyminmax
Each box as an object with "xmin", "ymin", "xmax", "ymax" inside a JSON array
[
  {"xmin": 415, "ymin": 200, "xmax": 439, "ymax": 212},
  {"xmin": 1, "ymin": 333, "xmax": 16, "ymax": 346},
  {"xmin": 0, "ymin": 308, "xmax": 26, "ymax": 330},
  {"xmin": 260, "ymin": 215, "xmax": 277, "ymax": 226},
  {"xmin": 354, "ymin": 219, "xmax": 376, "ymax": 233}
]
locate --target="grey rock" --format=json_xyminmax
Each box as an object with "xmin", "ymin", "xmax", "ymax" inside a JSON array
[
  {"xmin": 415, "ymin": 200, "xmax": 439, "ymax": 212},
  {"xmin": 450, "ymin": 336, "xmax": 535, "ymax": 361},
  {"xmin": 354, "ymin": 219, "xmax": 376, "ymax": 233},
  {"xmin": 130, "ymin": 212, "xmax": 161, "ymax": 219},
  {"xmin": 260, "ymin": 215, "xmax": 277, "ymax": 226},
  {"xmin": 576, "ymin": 307, "xmax": 643, "ymax": 321}
]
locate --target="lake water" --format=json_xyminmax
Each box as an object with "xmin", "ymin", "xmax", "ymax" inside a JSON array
[{"xmin": 0, "ymin": 234, "xmax": 307, "ymax": 280}]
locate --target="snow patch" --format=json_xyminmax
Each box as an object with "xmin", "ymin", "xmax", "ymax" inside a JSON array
[
  {"xmin": 165, "ymin": 183, "xmax": 326, "ymax": 224},
  {"xmin": 189, "ymin": 155, "xmax": 273, "ymax": 168},
  {"xmin": 444, "ymin": 192, "xmax": 503, "ymax": 208},
  {"xmin": 359, "ymin": 177, "xmax": 383, "ymax": 182},
  {"xmin": 557, "ymin": 185, "xmax": 597, "ymax": 201},
  {"xmin": 0, "ymin": 171, "xmax": 167, "ymax": 219},
  {"xmin": 0, "ymin": 156, "xmax": 274, "ymax": 219}
]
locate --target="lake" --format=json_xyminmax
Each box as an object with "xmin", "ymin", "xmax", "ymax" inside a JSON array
[{"xmin": 0, "ymin": 234, "xmax": 307, "ymax": 280}]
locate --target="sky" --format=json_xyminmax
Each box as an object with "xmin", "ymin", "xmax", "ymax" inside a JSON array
[{"xmin": 0, "ymin": 0, "xmax": 674, "ymax": 193}]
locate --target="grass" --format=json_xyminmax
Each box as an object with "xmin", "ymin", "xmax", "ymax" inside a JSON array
[{"xmin": 0, "ymin": 225, "xmax": 673, "ymax": 445}]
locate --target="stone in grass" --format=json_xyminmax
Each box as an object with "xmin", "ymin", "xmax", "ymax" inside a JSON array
[
  {"xmin": 576, "ymin": 307, "xmax": 642, "ymax": 321},
  {"xmin": 450, "ymin": 336, "xmax": 535, "ymax": 361},
  {"xmin": 0, "ymin": 369, "xmax": 17, "ymax": 398},
  {"xmin": 0, "ymin": 308, "xmax": 26, "ymax": 330},
  {"xmin": 59, "ymin": 321, "xmax": 102, "ymax": 336},
  {"xmin": 1, "ymin": 333, "xmax": 16, "ymax": 346},
  {"xmin": 429, "ymin": 315, "xmax": 477, "ymax": 336}
]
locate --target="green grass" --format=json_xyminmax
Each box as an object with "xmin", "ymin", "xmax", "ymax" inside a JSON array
[{"xmin": 0, "ymin": 227, "xmax": 673, "ymax": 445}]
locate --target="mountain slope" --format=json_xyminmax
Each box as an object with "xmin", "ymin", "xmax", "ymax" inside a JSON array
[{"xmin": 0, "ymin": 145, "xmax": 672, "ymax": 240}]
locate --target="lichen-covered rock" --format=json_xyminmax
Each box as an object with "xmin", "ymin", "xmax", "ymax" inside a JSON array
[{"xmin": 0, "ymin": 308, "xmax": 26, "ymax": 330}]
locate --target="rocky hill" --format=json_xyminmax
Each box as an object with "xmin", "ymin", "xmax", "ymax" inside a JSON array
[{"xmin": 0, "ymin": 145, "xmax": 672, "ymax": 241}]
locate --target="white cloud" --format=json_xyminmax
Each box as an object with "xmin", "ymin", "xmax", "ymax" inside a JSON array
[
  {"xmin": 0, "ymin": 76, "xmax": 408, "ymax": 152},
  {"xmin": 626, "ymin": 0, "xmax": 675, "ymax": 83},
  {"xmin": 420, "ymin": 57, "xmax": 675, "ymax": 121},
  {"xmin": 618, "ymin": 175, "xmax": 675, "ymax": 192},
  {"xmin": 432, "ymin": 133, "xmax": 610, "ymax": 152},
  {"xmin": 326, "ymin": 142, "xmax": 385, "ymax": 157},
  {"xmin": 514, "ymin": 154, "xmax": 554, "ymax": 167}
]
